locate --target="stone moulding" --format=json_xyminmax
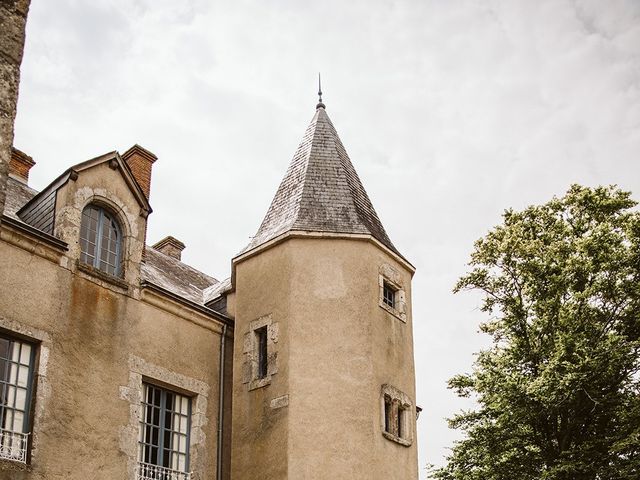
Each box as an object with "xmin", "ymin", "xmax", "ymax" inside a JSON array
[
  {"xmin": 242, "ymin": 313, "xmax": 279, "ymax": 391},
  {"xmin": 119, "ymin": 355, "xmax": 210, "ymax": 480},
  {"xmin": 378, "ymin": 263, "xmax": 407, "ymax": 322}
]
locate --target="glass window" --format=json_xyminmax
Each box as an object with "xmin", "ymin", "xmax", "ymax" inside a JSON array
[
  {"xmin": 383, "ymin": 282, "xmax": 396, "ymax": 309},
  {"xmin": 79, "ymin": 205, "xmax": 122, "ymax": 277},
  {"xmin": 0, "ymin": 334, "xmax": 35, "ymax": 463},
  {"xmin": 256, "ymin": 326, "xmax": 268, "ymax": 380},
  {"xmin": 138, "ymin": 383, "xmax": 191, "ymax": 477}
]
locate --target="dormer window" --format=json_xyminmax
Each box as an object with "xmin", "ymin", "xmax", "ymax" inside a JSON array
[{"xmin": 79, "ymin": 205, "xmax": 123, "ymax": 277}]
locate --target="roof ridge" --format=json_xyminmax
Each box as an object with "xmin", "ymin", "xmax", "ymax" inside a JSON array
[{"xmin": 144, "ymin": 246, "xmax": 218, "ymax": 285}]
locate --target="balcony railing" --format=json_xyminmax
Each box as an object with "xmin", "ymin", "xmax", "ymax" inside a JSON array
[
  {"xmin": 136, "ymin": 462, "xmax": 191, "ymax": 480},
  {"xmin": 0, "ymin": 429, "xmax": 28, "ymax": 464}
]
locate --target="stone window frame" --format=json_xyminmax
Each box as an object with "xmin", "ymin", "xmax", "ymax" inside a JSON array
[
  {"xmin": 378, "ymin": 264, "xmax": 407, "ymax": 322},
  {"xmin": 138, "ymin": 382, "xmax": 192, "ymax": 475},
  {"xmin": 0, "ymin": 317, "xmax": 51, "ymax": 472},
  {"xmin": 120, "ymin": 355, "xmax": 209, "ymax": 480},
  {"xmin": 61, "ymin": 186, "xmax": 144, "ymax": 290},
  {"xmin": 380, "ymin": 384, "xmax": 413, "ymax": 447},
  {"xmin": 242, "ymin": 314, "xmax": 278, "ymax": 391},
  {"xmin": 382, "ymin": 281, "xmax": 396, "ymax": 309}
]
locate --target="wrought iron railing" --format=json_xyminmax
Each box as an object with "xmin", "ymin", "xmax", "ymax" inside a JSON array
[
  {"xmin": 136, "ymin": 462, "xmax": 191, "ymax": 480},
  {"xmin": 0, "ymin": 428, "xmax": 28, "ymax": 464}
]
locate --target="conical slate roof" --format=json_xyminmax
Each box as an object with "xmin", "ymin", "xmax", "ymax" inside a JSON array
[{"xmin": 241, "ymin": 105, "xmax": 402, "ymax": 258}]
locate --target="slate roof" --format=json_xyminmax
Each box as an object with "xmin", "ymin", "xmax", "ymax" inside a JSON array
[
  {"xmin": 241, "ymin": 105, "xmax": 402, "ymax": 258},
  {"xmin": 203, "ymin": 277, "xmax": 232, "ymax": 304},
  {"xmin": 141, "ymin": 248, "xmax": 218, "ymax": 305},
  {"xmin": 3, "ymin": 177, "xmax": 37, "ymax": 221}
]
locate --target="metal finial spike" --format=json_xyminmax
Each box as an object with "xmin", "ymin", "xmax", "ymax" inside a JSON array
[{"xmin": 316, "ymin": 72, "xmax": 325, "ymax": 109}]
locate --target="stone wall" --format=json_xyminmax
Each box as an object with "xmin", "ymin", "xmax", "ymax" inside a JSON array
[
  {"xmin": 0, "ymin": 156, "xmax": 231, "ymax": 479},
  {"xmin": 231, "ymin": 234, "xmax": 418, "ymax": 480},
  {"xmin": 0, "ymin": 0, "xmax": 31, "ymax": 220}
]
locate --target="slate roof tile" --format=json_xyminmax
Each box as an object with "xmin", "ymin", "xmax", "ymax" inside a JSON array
[
  {"xmin": 3, "ymin": 177, "xmax": 37, "ymax": 221},
  {"xmin": 141, "ymin": 247, "xmax": 218, "ymax": 305},
  {"xmin": 241, "ymin": 106, "xmax": 402, "ymax": 258}
]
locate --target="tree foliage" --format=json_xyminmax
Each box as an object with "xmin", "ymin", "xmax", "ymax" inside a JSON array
[{"xmin": 433, "ymin": 185, "xmax": 640, "ymax": 480}]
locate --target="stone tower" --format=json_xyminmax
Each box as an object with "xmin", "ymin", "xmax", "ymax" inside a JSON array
[{"xmin": 229, "ymin": 100, "xmax": 418, "ymax": 479}]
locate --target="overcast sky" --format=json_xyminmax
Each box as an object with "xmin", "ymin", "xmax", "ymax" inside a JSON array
[{"xmin": 13, "ymin": 0, "xmax": 640, "ymax": 477}]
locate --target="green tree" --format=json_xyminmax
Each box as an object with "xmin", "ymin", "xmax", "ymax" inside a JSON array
[{"xmin": 433, "ymin": 185, "xmax": 640, "ymax": 480}]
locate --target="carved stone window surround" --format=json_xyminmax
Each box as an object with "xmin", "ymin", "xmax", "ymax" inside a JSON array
[
  {"xmin": 242, "ymin": 314, "xmax": 279, "ymax": 391},
  {"xmin": 378, "ymin": 264, "xmax": 407, "ymax": 322},
  {"xmin": 380, "ymin": 384, "xmax": 413, "ymax": 447}
]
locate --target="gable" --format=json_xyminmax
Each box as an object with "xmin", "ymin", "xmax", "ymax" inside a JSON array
[{"xmin": 17, "ymin": 151, "xmax": 151, "ymax": 235}]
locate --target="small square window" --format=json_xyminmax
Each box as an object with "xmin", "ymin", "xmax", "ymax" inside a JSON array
[
  {"xmin": 379, "ymin": 271, "xmax": 406, "ymax": 322},
  {"xmin": 383, "ymin": 282, "xmax": 396, "ymax": 309}
]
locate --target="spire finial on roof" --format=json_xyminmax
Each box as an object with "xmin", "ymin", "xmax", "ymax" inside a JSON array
[{"xmin": 316, "ymin": 72, "xmax": 325, "ymax": 109}]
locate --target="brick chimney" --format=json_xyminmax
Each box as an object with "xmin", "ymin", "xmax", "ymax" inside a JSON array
[
  {"xmin": 152, "ymin": 236, "xmax": 186, "ymax": 261},
  {"xmin": 122, "ymin": 144, "xmax": 157, "ymax": 200},
  {"xmin": 10, "ymin": 147, "xmax": 35, "ymax": 183}
]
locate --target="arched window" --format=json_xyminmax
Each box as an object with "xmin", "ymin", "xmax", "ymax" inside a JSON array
[{"xmin": 79, "ymin": 204, "xmax": 123, "ymax": 277}]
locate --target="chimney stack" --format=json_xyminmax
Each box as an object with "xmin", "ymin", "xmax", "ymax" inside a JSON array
[
  {"xmin": 10, "ymin": 147, "xmax": 35, "ymax": 183},
  {"xmin": 152, "ymin": 236, "xmax": 186, "ymax": 261},
  {"xmin": 122, "ymin": 144, "xmax": 157, "ymax": 200}
]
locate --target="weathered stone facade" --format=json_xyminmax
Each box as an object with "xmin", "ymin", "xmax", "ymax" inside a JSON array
[
  {"xmin": 1, "ymin": 92, "xmax": 418, "ymax": 479},
  {"xmin": 229, "ymin": 104, "xmax": 419, "ymax": 480},
  {"xmin": 0, "ymin": 149, "xmax": 233, "ymax": 479}
]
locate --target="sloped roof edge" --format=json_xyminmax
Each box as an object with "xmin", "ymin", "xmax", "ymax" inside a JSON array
[
  {"xmin": 17, "ymin": 150, "xmax": 152, "ymax": 219},
  {"xmin": 240, "ymin": 106, "xmax": 408, "ymax": 262}
]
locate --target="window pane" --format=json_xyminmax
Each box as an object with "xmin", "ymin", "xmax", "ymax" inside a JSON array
[
  {"xmin": 19, "ymin": 344, "xmax": 31, "ymax": 366},
  {"xmin": 12, "ymin": 411, "xmax": 23, "ymax": 432},
  {"xmin": 3, "ymin": 410, "xmax": 13, "ymax": 431},
  {"xmin": 0, "ymin": 339, "xmax": 10, "ymax": 361},
  {"xmin": 15, "ymin": 388, "xmax": 27, "ymax": 411},
  {"xmin": 17, "ymin": 365, "xmax": 29, "ymax": 388},
  {"xmin": 10, "ymin": 344, "xmax": 19, "ymax": 363},
  {"xmin": 5, "ymin": 386, "xmax": 16, "ymax": 408},
  {"xmin": 8, "ymin": 363, "xmax": 17, "ymax": 384}
]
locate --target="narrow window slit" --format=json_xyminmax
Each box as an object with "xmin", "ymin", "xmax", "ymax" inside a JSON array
[{"xmin": 256, "ymin": 326, "xmax": 268, "ymax": 379}]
